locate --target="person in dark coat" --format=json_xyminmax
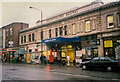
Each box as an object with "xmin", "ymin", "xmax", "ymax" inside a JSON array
[{"xmin": 40, "ymin": 55, "xmax": 43, "ymax": 64}]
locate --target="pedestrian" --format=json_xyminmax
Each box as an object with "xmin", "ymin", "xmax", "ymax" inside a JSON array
[
  {"xmin": 44, "ymin": 56, "xmax": 47, "ymax": 64},
  {"xmin": 67, "ymin": 55, "xmax": 70, "ymax": 66},
  {"xmin": 40, "ymin": 55, "xmax": 43, "ymax": 64}
]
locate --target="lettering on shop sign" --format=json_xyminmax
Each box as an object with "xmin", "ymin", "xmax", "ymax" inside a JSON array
[
  {"xmin": 103, "ymin": 32, "xmax": 120, "ymax": 37},
  {"xmin": 44, "ymin": 39, "xmax": 56, "ymax": 42}
]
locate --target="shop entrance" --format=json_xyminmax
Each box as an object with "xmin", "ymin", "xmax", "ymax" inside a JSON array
[
  {"xmin": 104, "ymin": 48, "xmax": 115, "ymax": 57},
  {"xmin": 66, "ymin": 50, "xmax": 74, "ymax": 63},
  {"xmin": 91, "ymin": 48, "xmax": 98, "ymax": 58}
]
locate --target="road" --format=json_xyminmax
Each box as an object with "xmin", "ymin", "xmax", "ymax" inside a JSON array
[{"xmin": 2, "ymin": 63, "xmax": 120, "ymax": 81}]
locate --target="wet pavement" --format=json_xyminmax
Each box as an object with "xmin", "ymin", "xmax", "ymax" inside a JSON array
[{"xmin": 2, "ymin": 63, "xmax": 120, "ymax": 80}]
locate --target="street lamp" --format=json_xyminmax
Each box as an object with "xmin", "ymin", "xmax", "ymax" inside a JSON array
[{"xmin": 29, "ymin": 6, "xmax": 43, "ymax": 56}]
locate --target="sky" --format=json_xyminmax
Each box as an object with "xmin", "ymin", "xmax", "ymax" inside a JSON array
[{"xmin": 0, "ymin": 0, "xmax": 117, "ymax": 28}]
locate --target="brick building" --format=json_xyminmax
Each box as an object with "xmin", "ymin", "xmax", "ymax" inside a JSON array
[
  {"xmin": 19, "ymin": 0, "xmax": 120, "ymax": 64},
  {"xmin": 2, "ymin": 22, "xmax": 29, "ymax": 62}
]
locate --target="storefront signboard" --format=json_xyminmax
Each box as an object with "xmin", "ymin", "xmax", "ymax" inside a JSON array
[
  {"xmin": 82, "ymin": 49, "xmax": 85, "ymax": 54},
  {"xmin": 54, "ymin": 52, "xmax": 57, "ymax": 57},
  {"xmin": 62, "ymin": 52, "xmax": 66, "ymax": 57},
  {"xmin": 103, "ymin": 32, "xmax": 120, "ymax": 37},
  {"xmin": 49, "ymin": 55, "xmax": 54, "ymax": 62},
  {"xmin": 104, "ymin": 40, "xmax": 113, "ymax": 47},
  {"xmin": 76, "ymin": 50, "xmax": 82, "ymax": 57}
]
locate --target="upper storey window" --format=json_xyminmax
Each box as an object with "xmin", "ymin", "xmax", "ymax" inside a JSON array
[
  {"xmin": 72, "ymin": 24, "xmax": 76, "ymax": 34},
  {"xmin": 49, "ymin": 29, "xmax": 51, "ymax": 38},
  {"xmin": 64, "ymin": 25, "xmax": 67, "ymax": 36},
  {"xmin": 6, "ymin": 29, "xmax": 9, "ymax": 36},
  {"xmin": 29, "ymin": 34, "xmax": 31, "ymax": 42},
  {"xmin": 59, "ymin": 27, "xmax": 63, "ymax": 36},
  {"xmin": 32, "ymin": 33, "xmax": 34, "ymax": 41},
  {"xmin": 85, "ymin": 20, "xmax": 91, "ymax": 32},
  {"xmin": 107, "ymin": 15, "xmax": 114, "ymax": 28},
  {"xmin": 55, "ymin": 28, "xmax": 58, "ymax": 37},
  {"xmin": 10, "ymin": 28, "xmax": 13, "ymax": 35},
  {"xmin": 118, "ymin": 13, "xmax": 120, "ymax": 26}
]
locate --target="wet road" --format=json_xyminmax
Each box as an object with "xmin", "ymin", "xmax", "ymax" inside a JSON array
[{"xmin": 2, "ymin": 63, "xmax": 120, "ymax": 80}]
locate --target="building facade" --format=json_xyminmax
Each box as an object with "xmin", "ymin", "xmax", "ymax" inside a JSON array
[
  {"xmin": 19, "ymin": 1, "xmax": 120, "ymax": 64},
  {"xmin": 2, "ymin": 22, "xmax": 29, "ymax": 62}
]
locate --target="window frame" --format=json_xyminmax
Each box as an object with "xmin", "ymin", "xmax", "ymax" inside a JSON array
[
  {"xmin": 29, "ymin": 34, "xmax": 31, "ymax": 42},
  {"xmin": 10, "ymin": 28, "xmax": 13, "ymax": 35},
  {"xmin": 32, "ymin": 33, "xmax": 34, "ymax": 41},
  {"xmin": 85, "ymin": 20, "xmax": 91, "ymax": 32},
  {"xmin": 107, "ymin": 15, "xmax": 114, "ymax": 28},
  {"xmin": 72, "ymin": 24, "xmax": 76, "ymax": 34},
  {"xmin": 41, "ymin": 31, "xmax": 43, "ymax": 40},
  {"xmin": 24, "ymin": 35, "xmax": 26, "ymax": 43},
  {"xmin": 49, "ymin": 29, "xmax": 51, "ymax": 38},
  {"xmin": 6, "ymin": 29, "xmax": 9, "ymax": 36},
  {"xmin": 64, "ymin": 25, "xmax": 67, "ymax": 36},
  {"xmin": 118, "ymin": 13, "xmax": 120, "ymax": 26},
  {"xmin": 55, "ymin": 28, "xmax": 58, "ymax": 37},
  {"xmin": 21, "ymin": 36, "xmax": 23, "ymax": 43},
  {"xmin": 59, "ymin": 27, "xmax": 63, "ymax": 36}
]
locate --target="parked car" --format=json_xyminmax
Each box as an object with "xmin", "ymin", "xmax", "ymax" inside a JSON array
[{"xmin": 80, "ymin": 57, "xmax": 120, "ymax": 71}]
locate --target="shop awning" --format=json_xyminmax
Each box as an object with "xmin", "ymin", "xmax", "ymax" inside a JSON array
[
  {"xmin": 14, "ymin": 48, "xmax": 25, "ymax": 55},
  {"xmin": 42, "ymin": 37, "xmax": 80, "ymax": 43}
]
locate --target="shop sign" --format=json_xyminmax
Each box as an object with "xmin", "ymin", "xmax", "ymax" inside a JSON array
[
  {"xmin": 7, "ymin": 48, "xmax": 12, "ymax": 51},
  {"xmin": 82, "ymin": 49, "xmax": 86, "ymax": 54},
  {"xmin": 54, "ymin": 52, "xmax": 57, "ymax": 57},
  {"xmin": 8, "ymin": 41, "xmax": 14, "ymax": 47},
  {"xmin": 104, "ymin": 40, "xmax": 113, "ymax": 48},
  {"xmin": 62, "ymin": 52, "xmax": 66, "ymax": 57},
  {"xmin": 67, "ymin": 45, "xmax": 72, "ymax": 48},
  {"xmin": 76, "ymin": 50, "xmax": 82, "ymax": 57},
  {"xmin": 103, "ymin": 32, "xmax": 120, "ymax": 37},
  {"xmin": 117, "ymin": 40, "xmax": 120, "ymax": 43},
  {"xmin": 49, "ymin": 55, "xmax": 54, "ymax": 63}
]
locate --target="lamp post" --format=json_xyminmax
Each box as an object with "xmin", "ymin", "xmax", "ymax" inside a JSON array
[{"xmin": 29, "ymin": 6, "xmax": 43, "ymax": 58}]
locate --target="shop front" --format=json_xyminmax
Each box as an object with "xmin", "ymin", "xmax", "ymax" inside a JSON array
[
  {"xmin": 79, "ymin": 34, "xmax": 100, "ymax": 60},
  {"xmin": 103, "ymin": 31, "xmax": 120, "ymax": 59},
  {"xmin": 42, "ymin": 37, "xmax": 80, "ymax": 66},
  {"xmin": 2, "ymin": 47, "xmax": 19, "ymax": 63},
  {"xmin": 14, "ymin": 48, "xmax": 25, "ymax": 63}
]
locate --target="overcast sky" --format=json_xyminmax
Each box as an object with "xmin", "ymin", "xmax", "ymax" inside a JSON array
[{"xmin": 0, "ymin": 0, "xmax": 117, "ymax": 28}]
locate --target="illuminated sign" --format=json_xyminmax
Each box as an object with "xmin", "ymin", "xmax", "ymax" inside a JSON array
[{"xmin": 104, "ymin": 40, "xmax": 113, "ymax": 48}]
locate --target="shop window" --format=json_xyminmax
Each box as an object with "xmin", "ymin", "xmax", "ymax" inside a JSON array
[
  {"xmin": 21, "ymin": 36, "xmax": 23, "ymax": 43},
  {"xmin": 118, "ymin": 13, "xmax": 120, "ymax": 26},
  {"xmin": 107, "ymin": 15, "xmax": 114, "ymax": 28},
  {"xmin": 49, "ymin": 29, "xmax": 51, "ymax": 38},
  {"xmin": 55, "ymin": 28, "xmax": 58, "ymax": 37},
  {"xmin": 72, "ymin": 24, "xmax": 76, "ymax": 34},
  {"xmin": 64, "ymin": 25, "xmax": 67, "ymax": 36},
  {"xmin": 59, "ymin": 27, "xmax": 63, "ymax": 36},
  {"xmin": 29, "ymin": 34, "xmax": 31, "ymax": 42},
  {"xmin": 24, "ymin": 35, "xmax": 26, "ymax": 43},
  {"xmin": 85, "ymin": 20, "xmax": 91, "ymax": 32},
  {"xmin": 32, "ymin": 33, "xmax": 34, "ymax": 41},
  {"xmin": 92, "ymin": 35, "xmax": 97, "ymax": 40}
]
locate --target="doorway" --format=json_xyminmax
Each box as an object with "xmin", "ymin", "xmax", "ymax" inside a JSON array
[
  {"xmin": 104, "ymin": 48, "xmax": 115, "ymax": 57},
  {"xmin": 91, "ymin": 48, "xmax": 98, "ymax": 58}
]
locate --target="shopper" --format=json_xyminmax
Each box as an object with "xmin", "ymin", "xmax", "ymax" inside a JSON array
[{"xmin": 40, "ymin": 55, "xmax": 43, "ymax": 64}]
